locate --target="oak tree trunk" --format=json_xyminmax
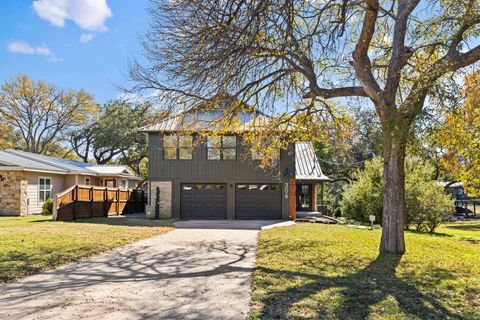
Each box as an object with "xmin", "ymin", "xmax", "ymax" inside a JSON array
[{"xmin": 380, "ymin": 129, "xmax": 407, "ymax": 254}]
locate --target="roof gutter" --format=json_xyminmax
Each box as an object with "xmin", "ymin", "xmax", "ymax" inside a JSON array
[{"xmin": 0, "ymin": 167, "xmax": 68, "ymax": 174}]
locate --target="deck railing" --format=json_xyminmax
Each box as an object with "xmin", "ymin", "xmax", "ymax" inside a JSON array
[{"xmin": 53, "ymin": 185, "xmax": 146, "ymax": 221}]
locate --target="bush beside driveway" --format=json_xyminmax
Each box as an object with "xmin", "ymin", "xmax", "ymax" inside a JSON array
[{"xmin": 0, "ymin": 216, "xmax": 172, "ymax": 283}]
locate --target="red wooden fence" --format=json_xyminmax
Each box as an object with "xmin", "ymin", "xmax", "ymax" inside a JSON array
[{"xmin": 53, "ymin": 185, "xmax": 146, "ymax": 221}]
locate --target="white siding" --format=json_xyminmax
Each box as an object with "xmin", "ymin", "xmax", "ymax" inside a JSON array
[
  {"xmin": 26, "ymin": 173, "xmax": 65, "ymax": 215},
  {"xmin": 64, "ymin": 174, "xmax": 78, "ymax": 187},
  {"xmin": 78, "ymin": 175, "xmax": 99, "ymax": 186},
  {"xmin": 65, "ymin": 174, "xmax": 100, "ymax": 187}
]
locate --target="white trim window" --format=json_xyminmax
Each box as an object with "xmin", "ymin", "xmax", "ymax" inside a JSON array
[
  {"xmin": 39, "ymin": 177, "xmax": 52, "ymax": 203},
  {"xmin": 85, "ymin": 177, "xmax": 91, "ymax": 185}
]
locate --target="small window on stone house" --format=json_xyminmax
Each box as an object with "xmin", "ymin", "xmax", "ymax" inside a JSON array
[{"xmin": 38, "ymin": 177, "xmax": 52, "ymax": 203}]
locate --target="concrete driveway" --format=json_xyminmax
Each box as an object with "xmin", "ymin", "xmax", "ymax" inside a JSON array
[{"xmin": 0, "ymin": 220, "xmax": 292, "ymax": 320}]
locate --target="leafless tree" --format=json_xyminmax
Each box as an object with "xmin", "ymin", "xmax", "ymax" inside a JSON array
[{"xmin": 130, "ymin": 0, "xmax": 480, "ymax": 253}]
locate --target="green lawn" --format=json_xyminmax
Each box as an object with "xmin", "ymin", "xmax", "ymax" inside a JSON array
[
  {"xmin": 436, "ymin": 222, "xmax": 480, "ymax": 243},
  {"xmin": 250, "ymin": 222, "xmax": 480, "ymax": 320},
  {"xmin": 0, "ymin": 216, "xmax": 172, "ymax": 283}
]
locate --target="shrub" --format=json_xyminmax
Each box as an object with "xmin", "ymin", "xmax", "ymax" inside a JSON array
[
  {"xmin": 42, "ymin": 198, "xmax": 54, "ymax": 215},
  {"xmin": 340, "ymin": 156, "xmax": 454, "ymax": 232},
  {"xmin": 340, "ymin": 157, "xmax": 384, "ymax": 223},
  {"xmin": 409, "ymin": 184, "xmax": 453, "ymax": 232}
]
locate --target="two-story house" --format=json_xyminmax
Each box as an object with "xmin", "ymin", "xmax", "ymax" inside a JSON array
[{"xmin": 140, "ymin": 109, "xmax": 329, "ymax": 220}]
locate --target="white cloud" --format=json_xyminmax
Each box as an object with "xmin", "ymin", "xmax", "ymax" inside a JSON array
[
  {"xmin": 79, "ymin": 32, "xmax": 95, "ymax": 43},
  {"xmin": 33, "ymin": 0, "xmax": 112, "ymax": 31},
  {"xmin": 7, "ymin": 41, "xmax": 61, "ymax": 62},
  {"xmin": 7, "ymin": 41, "xmax": 35, "ymax": 54}
]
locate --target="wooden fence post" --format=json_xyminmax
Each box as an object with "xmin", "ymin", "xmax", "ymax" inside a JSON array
[
  {"xmin": 116, "ymin": 188, "xmax": 120, "ymax": 215},
  {"xmin": 103, "ymin": 187, "xmax": 108, "ymax": 217},
  {"xmin": 72, "ymin": 186, "xmax": 78, "ymax": 220},
  {"xmin": 90, "ymin": 186, "xmax": 94, "ymax": 218},
  {"xmin": 127, "ymin": 189, "xmax": 130, "ymax": 214}
]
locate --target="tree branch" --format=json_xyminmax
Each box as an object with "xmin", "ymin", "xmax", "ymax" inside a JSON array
[
  {"xmin": 384, "ymin": 0, "xmax": 420, "ymax": 102},
  {"xmin": 352, "ymin": 0, "xmax": 385, "ymax": 112},
  {"xmin": 304, "ymin": 86, "xmax": 368, "ymax": 99}
]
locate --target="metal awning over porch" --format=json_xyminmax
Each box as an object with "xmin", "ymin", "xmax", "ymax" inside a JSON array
[{"xmin": 295, "ymin": 142, "xmax": 330, "ymax": 181}]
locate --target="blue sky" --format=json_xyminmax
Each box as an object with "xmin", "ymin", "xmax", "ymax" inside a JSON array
[{"xmin": 0, "ymin": 0, "xmax": 149, "ymax": 103}]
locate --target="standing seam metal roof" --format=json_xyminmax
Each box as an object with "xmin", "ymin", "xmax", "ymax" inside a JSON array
[
  {"xmin": 0, "ymin": 151, "xmax": 68, "ymax": 173},
  {"xmin": 295, "ymin": 142, "xmax": 330, "ymax": 181},
  {"xmin": 138, "ymin": 110, "xmax": 287, "ymax": 132},
  {"xmin": 1, "ymin": 150, "xmax": 96, "ymax": 174},
  {"xmin": 0, "ymin": 150, "xmax": 140, "ymax": 181}
]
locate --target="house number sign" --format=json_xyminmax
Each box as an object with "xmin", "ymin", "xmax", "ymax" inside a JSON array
[{"xmin": 284, "ymin": 182, "xmax": 289, "ymax": 199}]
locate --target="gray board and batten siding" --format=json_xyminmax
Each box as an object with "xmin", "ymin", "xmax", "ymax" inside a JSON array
[{"xmin": 148, "ymin": 133, "xmax": 295, "ymax": 219}]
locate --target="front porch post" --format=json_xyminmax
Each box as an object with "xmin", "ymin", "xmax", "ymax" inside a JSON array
[
  {"xmin": 311, "ymin": 183, "xmax": 317, "ymax": 212},
  {"xmin": 320, "ymin": 181, "xmax": 324, "ymax": 214},
  {"xmin": 288, "ymin": 179, "xmax": 296, "ymax": 220}
]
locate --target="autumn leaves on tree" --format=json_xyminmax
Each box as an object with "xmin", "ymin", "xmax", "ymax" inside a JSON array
[
  {"xmin": 129, "ymin": 0, "xmax": 480, "ymax": 253},
  {"xmin": 435, "ymin": 71, "xmax": 480, "ymax": 196}
]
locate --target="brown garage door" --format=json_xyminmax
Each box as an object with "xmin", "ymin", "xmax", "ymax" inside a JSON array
[
  {"xmin": 181, "ymin": 184, "xmax": 227, "ymax": 219},
  {"xmin": 235, "ymin": 184, "xmax": 282, "ymax": 219}
]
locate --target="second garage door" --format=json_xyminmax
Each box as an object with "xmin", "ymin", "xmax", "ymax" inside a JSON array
[
  {"xmin": 235, "ymin": 184, "xmax": 282, "ymax": 219},
  {"xmin": 181, "ymin": 184, "xmax": 227, "ymax": 219}
]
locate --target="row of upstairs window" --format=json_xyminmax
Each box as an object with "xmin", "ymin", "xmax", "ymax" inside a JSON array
[
  {"xmin": 164, "ymin": 135, "xmax": 194, "ymax": 160},
  {"xmin": 162, "ymin": 135, "xmax": 276, "ymax": 161}
]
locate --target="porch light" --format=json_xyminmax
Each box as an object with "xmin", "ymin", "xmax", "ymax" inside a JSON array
[{"xmin": 283, "ymin": 167, "xmax": 294, "ymax": 177}]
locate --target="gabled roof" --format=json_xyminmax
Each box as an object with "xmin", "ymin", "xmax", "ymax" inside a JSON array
[
  {"xmin": 139, "ymin": 110, "xmax": 278, "ymax": 133},
  {"xmin": 1, "ymin": 150, "xmax": 96, "ymax": 174},
  {"xmin": 87, "ymin": 166, "xmax": 141, "ymax": 180},
  {"xmin": 0, "ymin": 150, "xmax": 140, "ymax": 180},
  {"xmin": 88, "ymin": 166, "xmax": 131, "ymax": 175},
  {"xmin": 295, "ymin": 142, "xmax": 330, "ymax": 181},
  {"xmin": 0, "ymin": 150, "xmax": 73, "ymax": 174}
]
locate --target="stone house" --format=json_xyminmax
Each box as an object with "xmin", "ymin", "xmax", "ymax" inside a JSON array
[{"xmin": 0, "ymin": 150, "xmax": 141, "ymax": 216}]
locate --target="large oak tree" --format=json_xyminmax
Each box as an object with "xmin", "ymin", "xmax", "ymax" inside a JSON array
[
  {"xmin": 130, "ymin": 0, "xmax": 480, "ymax": 253},
  {"xmin": 70, "ymin": 100, "xmax": 167, "ymax": 177}
]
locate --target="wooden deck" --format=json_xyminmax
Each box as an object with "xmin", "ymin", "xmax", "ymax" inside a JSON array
[{"xmin": 53, "ymin": 185, "xmax": 146, "ymax": 221}]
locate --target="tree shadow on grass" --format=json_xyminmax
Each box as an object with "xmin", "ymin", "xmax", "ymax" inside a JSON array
[
  {"xmin": 29, "ymin": 219, "xmax": 52, "ymax": 223},
  {"xmin": 257, "ymin": 253, "xmax": 465, "ymax": 319},
  {"xmin": 406, "ymin": 229, "xmax": 453, "ymax": 238},
  {"xmin": 444, "ymin": 224, "xmax": 480, "ymax": 232}
]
